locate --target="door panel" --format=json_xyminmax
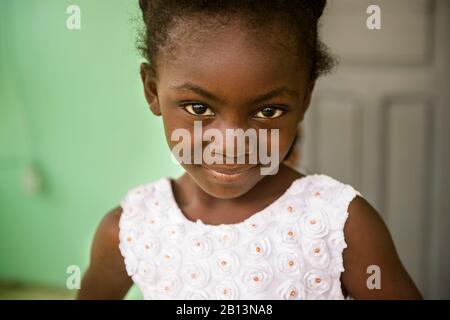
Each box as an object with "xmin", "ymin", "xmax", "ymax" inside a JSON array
[{"xmin": 297, "ymin": 0, "xmax": 449, "ymax": 297}]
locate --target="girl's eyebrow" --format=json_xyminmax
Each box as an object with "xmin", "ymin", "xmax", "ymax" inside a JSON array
[
  {"xmin": 170, "ymin": 82, "xmax": 225, "ymax": 104},
  {"xmin": 169, "ymin": 82, "xmax": 299, "ymax": 105}
]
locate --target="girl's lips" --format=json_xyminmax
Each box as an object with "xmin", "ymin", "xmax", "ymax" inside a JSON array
[
  {"xmin": 201, "ymin": 164, "xmax": 256, "ymax": 181},
  {"xmin": 202, "ymin": 164, "xmax": 256, "ymax": 174}
]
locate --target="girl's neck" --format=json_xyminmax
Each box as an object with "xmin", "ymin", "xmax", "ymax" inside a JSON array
[{"xmin": 171, "ymin": 163, "xmax": 304, "ymax": 225}]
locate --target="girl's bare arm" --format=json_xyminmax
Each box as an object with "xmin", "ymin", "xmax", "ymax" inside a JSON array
[
  {"xmin": 341, "ymin": 196, "xmax": 422, "ymax": 299},
  {"xmin": 77, "ymin": 207, "xmax": 133, "ymax": 299}
]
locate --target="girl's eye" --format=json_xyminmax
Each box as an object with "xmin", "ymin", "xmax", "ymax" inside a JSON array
[
  {"xmin": 254, "ymin": 107, "xmax": 285, "ymax": 119},
  {"xmin": 183, "ymin": 103, "xmax": 215, "ymax": 116}
]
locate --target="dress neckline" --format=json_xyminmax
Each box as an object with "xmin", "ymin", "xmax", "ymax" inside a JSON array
[{"xmin": 163, "ymin": 174, "xmax": 309, "ymax": 228}]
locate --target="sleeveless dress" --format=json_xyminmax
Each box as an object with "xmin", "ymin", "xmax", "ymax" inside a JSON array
[{"xmin": 118, "ymin": 174, "xmax": 361, "ymax": 300}]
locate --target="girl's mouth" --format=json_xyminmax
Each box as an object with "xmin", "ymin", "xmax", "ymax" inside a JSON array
[{"xmin": 201, "ymin": 164, "xmax": 257, "ymax": 182}]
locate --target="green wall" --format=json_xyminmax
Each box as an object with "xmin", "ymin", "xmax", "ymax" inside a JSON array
[{"xmin": 0, "ymin": 0, "xmax": 182, "ymax": 297}]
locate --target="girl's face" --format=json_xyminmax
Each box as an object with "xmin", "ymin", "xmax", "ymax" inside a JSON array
[{"xmin": 141, "ymin": 18, "xmax": 315, "ymax": 199}]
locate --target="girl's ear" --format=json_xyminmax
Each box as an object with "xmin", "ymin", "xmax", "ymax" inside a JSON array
[
  {"xmin": 140, "ymin": 63, "xmax": 161, "ymax": 116},
  {"xmin": 299, "ymin": 81, "xmax": 316, "ymax": 122}
]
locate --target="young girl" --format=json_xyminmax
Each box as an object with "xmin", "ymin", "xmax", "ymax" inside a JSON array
[{"xmin": 77, "ymin": 0, "xmax": 422, "ymax": 300}]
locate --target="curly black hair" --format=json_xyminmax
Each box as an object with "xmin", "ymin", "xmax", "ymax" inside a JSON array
[{"xmin": 137, "ymin": 0, "xmax": 336, "ymax": 82}]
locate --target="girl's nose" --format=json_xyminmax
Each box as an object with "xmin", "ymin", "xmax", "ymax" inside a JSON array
[{"xmin": 208, "ymin": 118, "xmax": 257, "ymax": 159}]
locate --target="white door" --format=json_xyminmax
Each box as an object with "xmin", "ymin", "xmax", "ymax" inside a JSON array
[{"xmin": 296, "ymin": 0, "xmax": 450, "ymax": 298}]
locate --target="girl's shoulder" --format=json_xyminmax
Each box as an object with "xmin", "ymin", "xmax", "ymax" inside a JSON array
[
  {"xmin": 118, "ymin": 177, "xmax": 170, "ymax": 219},
  {"xmin": 291, "ymin": 172, "xmax": 363, "ymax": 212},
  {"xmin": 119, "ymin": 177, "xmax": 169, "ymax": 203},
  {"xmin": 297, "ymin": 173, "xmax": 371, "ymax": 233}
]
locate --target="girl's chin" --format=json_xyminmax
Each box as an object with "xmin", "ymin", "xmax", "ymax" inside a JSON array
[{"xmin": 189, "ymin": 165, "xmax": 263, "ymax": 199}]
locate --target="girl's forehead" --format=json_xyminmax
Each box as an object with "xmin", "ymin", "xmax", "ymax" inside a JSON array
[
  {"xmin": 160, "ymin": 56, "xmax": 303, "ymax": 101},
  {"xmin": 158, "ymin": 28, "xmax": 307, "ymax": 89},
  {"xmin": 161, "ymin": 16, "xmax": 304, "ymax": 71}
]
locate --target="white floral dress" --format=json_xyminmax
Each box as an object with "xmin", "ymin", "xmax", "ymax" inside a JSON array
[{"xmin": 118, "ymin": 174, "xmax": 361, "ymax": 300}]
